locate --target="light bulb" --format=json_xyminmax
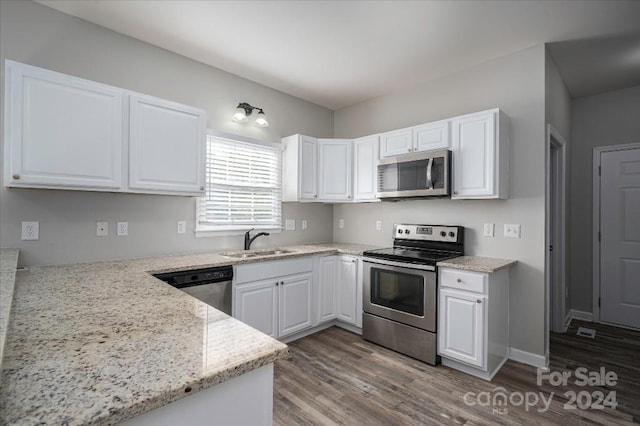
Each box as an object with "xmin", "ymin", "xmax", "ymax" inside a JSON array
[
  {"xmin": 255, "ymin": 110, "xmax": 269, "ymax": 127},
  {"xmin": 232, "ymin": 107, "xmax": 248, "ymax": 123}
]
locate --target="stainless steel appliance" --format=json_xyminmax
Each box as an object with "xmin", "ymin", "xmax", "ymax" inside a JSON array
[
  {"xmin": 153, "ymin": 266, "xmax": 233, "ymax": 315},
  {"xmin": 377, "ymin": 149, "xmax": 451, "ymax": 200},
  {"xmin": 362, "ymin": 224, "xmax": 464, "ymax": 365}
]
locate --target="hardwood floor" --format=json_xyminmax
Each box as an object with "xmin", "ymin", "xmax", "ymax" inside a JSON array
[{"xmin": 274, "ymin": 321, "xmax": 639, "ymax": 425}]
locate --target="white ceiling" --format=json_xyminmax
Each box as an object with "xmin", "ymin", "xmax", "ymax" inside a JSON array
[{"xmin": 36, "ymin": 0, "xmax": 640, "ymax": 110}]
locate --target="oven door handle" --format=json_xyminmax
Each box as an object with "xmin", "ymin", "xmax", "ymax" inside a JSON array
[{"xmin": 363, "ymin": 257, "xmax": 435, "ymax": 272}]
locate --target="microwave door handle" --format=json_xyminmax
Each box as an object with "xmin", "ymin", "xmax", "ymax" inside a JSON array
[{"xmin": 426, "ymin": 157, "xmax": 434, "ymax": 189}]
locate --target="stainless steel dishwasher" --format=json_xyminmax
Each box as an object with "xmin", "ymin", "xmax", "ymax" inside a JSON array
[{"xmin": 152, "ymin": 265, "xmax": 233, "ymax": 315}]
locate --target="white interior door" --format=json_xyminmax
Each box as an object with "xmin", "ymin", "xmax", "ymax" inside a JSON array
[{"xmin": 600, "ymin": 147, "xmax": 640, "ymax": 328}]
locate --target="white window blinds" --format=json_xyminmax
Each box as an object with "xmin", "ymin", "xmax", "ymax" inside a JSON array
[{"xmin": 197, "ymin": 134, "xmax": 282, "ymax": 232}]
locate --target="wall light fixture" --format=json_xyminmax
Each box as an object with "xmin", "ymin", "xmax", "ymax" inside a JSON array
[{"xmin": 232, "ymin": 102, "xmax": 269, "ymax": 127}]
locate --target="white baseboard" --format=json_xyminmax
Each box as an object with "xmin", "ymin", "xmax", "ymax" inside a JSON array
[
  {"xmin": 569, "ymin": 309, "xmax": 593, "ymax": 322},
  {"xmin": 509, "ymin": 347, "xmax": 548, "ymax": 368}
]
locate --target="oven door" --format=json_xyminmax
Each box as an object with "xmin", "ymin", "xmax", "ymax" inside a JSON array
[{"xmin": 363, "ymin": 258, "xmax": 436, "ymax": 331}]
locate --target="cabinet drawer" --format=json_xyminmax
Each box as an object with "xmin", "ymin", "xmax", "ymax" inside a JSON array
[{"xmin": 440, "ymin": 268, "xmax": 487, "ymax": 294}]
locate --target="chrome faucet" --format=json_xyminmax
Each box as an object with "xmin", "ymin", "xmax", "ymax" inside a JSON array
[{"xmin": 244, "ymin": 228, "xmax": 270, "ymax": 250}]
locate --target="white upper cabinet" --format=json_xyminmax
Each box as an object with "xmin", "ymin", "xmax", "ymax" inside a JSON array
[
  {"xmin": 128, "ymin": 94, "xmax": 205, "ymax": 195},
  {"xmin": 4, "ymin": 60, "xmax": 123, "ymax": 190},
  {"xmin": 413, "ymin": 120, "xmax": 450, "ymax": 152},
  {"xmin": 282, "ymin": 134, "xmax": 318, "ymax": 201},
  {"xmin": 353, "ymin": 135, "xmax": 379, "ymax": 201},
  {"xmin": 379, "ymin": 128, "xmax": 413, "ymax": 157},
  {"xmin": 451, "ymin": 109, "xmax": 509, "ymax": 199},
  {"xmin": 380, "ymin": 120, "xmax": 450, "ymax": 158},
  {"xmin": 318, "ymin": 138, "xmax": 352, "ymax": 201},
  {"xmin": 3, "ymin": 60, "xmax": 206, "ymax": 196}
]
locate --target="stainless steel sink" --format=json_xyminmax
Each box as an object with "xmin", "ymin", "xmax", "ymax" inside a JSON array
[{"xmin": 221, "ymin": 249, "xmax": 293, "ymax": 259}]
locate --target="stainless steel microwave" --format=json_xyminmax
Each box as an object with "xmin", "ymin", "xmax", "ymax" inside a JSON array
[{"xmin": 377, "ymin": 149, "xmax": 451, "ymax": 199}]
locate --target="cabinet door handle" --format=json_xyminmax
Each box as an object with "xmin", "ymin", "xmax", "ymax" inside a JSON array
[
  {"xmin": 200, "ymin": 186, "xmax": 204, "ymax": 191},
  {"xmin": 457, "ymin": 278, "xmax": 462, "ymax": 283},
  {"xmin": 407, "ymin": 148, "xmax": 412, "ymax": 152},
  {"xmin": 477, "ymin": 299, "xmax": 482, "ymax": 303},
  {"xmin": 12, "ymin": 174, "xmax": 20, "ymax": 180},
  {"xmin": 275, "ymin": 281, "xmax": 279, "ymax": 286}
]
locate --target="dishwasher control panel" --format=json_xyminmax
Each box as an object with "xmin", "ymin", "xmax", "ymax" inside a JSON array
[{"xmin": 152, "ymin": 265, "xmax": 233, "ymax": 288}]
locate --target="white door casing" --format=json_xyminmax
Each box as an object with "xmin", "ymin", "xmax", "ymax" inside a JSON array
[
  {"xmin": 597, "ymin": 145, "xmax": 640, "ymax": 329},
  {"xmin": 546, "ymin": 125, "xmax": 567, "ymax": 335}
]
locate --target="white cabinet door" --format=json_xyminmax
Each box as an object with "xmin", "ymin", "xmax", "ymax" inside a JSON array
[
  {"xmin": 379, "ymin": 128, "xmax": 413, "ymax": 158},
  {"xmin": 234, "ymin": 279, "xmax": 278, "ymax": 338},
  {"xmin": 279, "ymin": 273, "xmax": 313, "ymax": 337},
  {"xmin": 128, "ymin": 94, "xmax": 205, "ymax": 195},
  {"xmin": 451, "ymin": 110, "xmax": 496, "ymax": 198},
  {"xmin": 438, "ymin": 289, "xmax": 485, "ymax": 368},
  {"xmin": 353, "ymin": 135, "xmax": 379, "ymax": 201},
  {"xmin": 318, "ymin": 139, "xmax": 352, "ymax": 201},
  {"xmin": 4, "ymin": 60, "xmax": 123, "ymax": 190},
  {"xmin": 337, "ymin": 256, "xmax": 358, "ymax": 325},
  {"xmin": 316, "ymin": 256, "xmax": 338, "ymax": 323},
  {"xmin": 299, "ymin": 135, "xmax": 318, "ymax": 200},
  {"xmin": 413, "ymin": 120, "xmax": 450, "ymax": 152}
]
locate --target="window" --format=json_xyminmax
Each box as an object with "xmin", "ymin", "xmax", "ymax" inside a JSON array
[{"xmin": 196, "ymin": 132, "xmax": 282, "ymax": 234}]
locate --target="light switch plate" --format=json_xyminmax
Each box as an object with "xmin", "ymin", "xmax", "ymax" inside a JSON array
[
  {"xmin": 376, "ymin": 220, "xmax": 382, "ymax": 231},
  {"xmin": 117, "ymin": 222, "xmax": 128, "ymax": 236},
  {"xmin": 285, "ymin": 219, "xmax": 296, "ymax": 231},
  {"xmin": 483, "ymin": 223, "xmax": 495, "ymax": 237},
  {"xmin": 21, "ymin": 221, "xmax": 39, "ymax": 240},
  {"xmin": 177, "ymin": 221, "xmax": 186, "ymax": 234},
  {"xmin": 96, "ymin": 221, "xmax": 108, "ymax": 237},
  {"xmin": 504, "ymin": 224, "xmax": 521, "ymax": 238},
  {"xmin": 301, "ymin": 219, "xmax": 308, "ymax": 230},
  {"xmin": 338, "ymin": 219, "xmax": 345, "ymax": 229}
]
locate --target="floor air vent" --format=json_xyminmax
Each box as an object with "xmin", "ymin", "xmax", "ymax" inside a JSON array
[{"xmin": 576, "ymin": 327, "xmax": 596, "ymax": 339}]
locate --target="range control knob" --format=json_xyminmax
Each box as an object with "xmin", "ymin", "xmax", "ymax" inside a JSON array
[
  {"xmin": 404, "ymin": 229, "xmax": 410, "ymax": 234},
  {"xmin": 440, "ymin": 231, "xmax": 447, "ymax": 237},
  {"xmin": 398, "ymin": 229, "xmax": 403, "ymax": 234},
  {"xmin": 449, "ymin": 231, "xmax": 456, "ymax": 238}
]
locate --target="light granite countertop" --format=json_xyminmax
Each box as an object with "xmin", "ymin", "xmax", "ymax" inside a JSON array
[
  {"xmin": 0, "ymin": 249, "xmax": 20, "ymax": 364},
  {"xmin": 0, "ymin": 243, "xmax": 378, "ymax": 425},
  {"xmin": 437, "ymin": 255, "xmax": 517, "ymax": 273}
]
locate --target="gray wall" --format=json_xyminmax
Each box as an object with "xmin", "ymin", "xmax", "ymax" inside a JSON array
[
  {"xmin": 0, "ymin": 0, "xmax": 334, "ymax": 266},
  {"xmin": 569, "ymin": 85, "xmax": 640, "ymax": 312},
  {"xmin": 544, "ymin": 49, "xmax": 572, "ymax": 319},
  {"xmin": 333, "ymin": 46, "xmax": 547, "ymax": 356}
]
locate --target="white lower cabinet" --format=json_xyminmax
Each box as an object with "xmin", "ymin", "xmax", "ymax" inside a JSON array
[
  {"xmin": 336, "ymin": 256, "xmax": 359, "ymax": 326},
  {"xmin": 315, "ymin": 255, "xmax": 339, "ymax": 323},
  {"xmin": 438, "ymin": 267, "xmax": 509, "ymax": 381},
  {"xmin": 314, "ymin": 254, "xmax": 361, "ymax": 328},
  {"xmin": 234, "ymin": 257, "xmax": 313, "ymax": 339}
]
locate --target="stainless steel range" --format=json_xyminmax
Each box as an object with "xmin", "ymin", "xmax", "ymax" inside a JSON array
[{"xmin": 362, "ymin": 224, "xmax": 464, "ymax": 365}]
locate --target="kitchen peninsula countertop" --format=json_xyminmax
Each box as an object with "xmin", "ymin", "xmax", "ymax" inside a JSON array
[
  {"xmin": 437, "ymin": 255, "xmax": 517, "ymax": 273},
  {"xmin": 0, "ymin": 248, "xmax": 20, "ymax": 363},
  {"xmin": 0, "ymin": 243, "xmax": 378, "ymax": 425}
]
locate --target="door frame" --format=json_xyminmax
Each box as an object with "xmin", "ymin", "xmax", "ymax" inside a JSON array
[
  {"xmin": 592, "ymin": 142, "xmax": 640, "ymax": 323},
  {"xmin": 545, "ymin": 125, "xmax": 567, "ymax": 336}
]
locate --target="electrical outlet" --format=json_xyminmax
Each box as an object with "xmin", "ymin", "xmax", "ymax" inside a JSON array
[
  {"xmin": 21, "ymin": 221, "xmax": 39, "ymax": 241},
  {"xmin": 285, "ymin": 219, "xmax": 296, "ymax": 231},
  {"xmin": 504, "ymin": 224, "xmax": 521, "ymax": 238},
  {"xmin": 376, "ymin": 220, "xmax": 382, "ymax": 231},
  {"xmin": 96, "ymin": 221, "xmax": 108, "ymax": 237},
  {"xmin": 483, "ymin": 223, "xmax": 495, "ymax": 237},
  {"xmin": 301, "ymin": 219, "xmax": 308, "ymax": 230},
  {"xmin": 177, "ymin": 221, "xmax": 186, "ymax": 234},
  {"xmin": 338, "ymin": 219, "xmax": 344, "ymax": 229},
  {"xmin": 117, "ymin": 222, "xmax": 128, "ymax": 236}
]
